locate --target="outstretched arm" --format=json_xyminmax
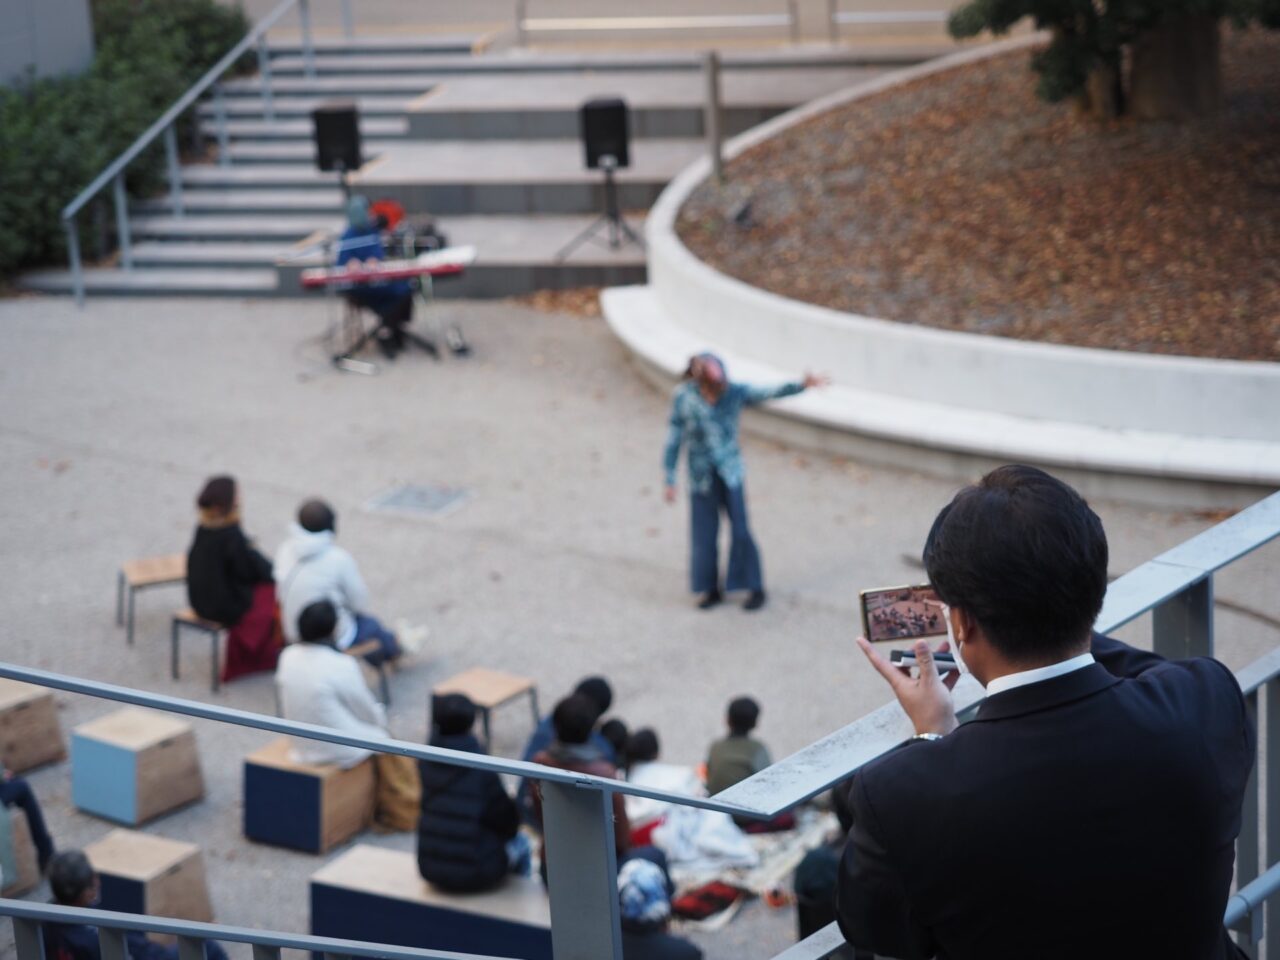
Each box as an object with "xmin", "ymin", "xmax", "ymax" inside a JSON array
[{"xmin": 740, "ymin": 371, "xmax": 830, "ymax": 406}]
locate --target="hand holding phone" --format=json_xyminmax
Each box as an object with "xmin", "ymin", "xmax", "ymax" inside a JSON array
[{"xmin": 859, "ymin": 584, "xmax": 946, "ymax": 643}]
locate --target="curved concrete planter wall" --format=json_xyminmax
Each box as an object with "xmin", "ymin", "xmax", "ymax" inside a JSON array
[{"xmin": 603, "ymin": 35, "xmax": 1280, "ymax": 502}]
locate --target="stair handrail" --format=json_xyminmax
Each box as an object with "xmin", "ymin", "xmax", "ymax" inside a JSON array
[{"xmin": 59, "ymin": 0, "xmax": 322, "ymax": 306}]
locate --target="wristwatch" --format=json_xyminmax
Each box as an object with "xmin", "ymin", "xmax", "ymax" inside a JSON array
[{"xmin": 911, "ymin": 732, "xmax": 944, "ymax": 742}]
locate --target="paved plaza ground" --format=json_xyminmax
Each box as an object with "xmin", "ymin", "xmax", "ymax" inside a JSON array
[{"xmin": 0, "ymin": 294, "xmax": 1277, "ymax": 959}]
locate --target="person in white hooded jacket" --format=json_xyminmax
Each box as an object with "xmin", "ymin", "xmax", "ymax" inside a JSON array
[{"xmin": 274, "ymin": 499, "xmax": 401, "ymax": 665}]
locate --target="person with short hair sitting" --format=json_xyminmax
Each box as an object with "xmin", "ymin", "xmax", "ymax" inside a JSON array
[
  {"xmin": 705, "ymin": 696, "xmax": 771, "ymax": 796},
  {"xmin": 337, "ymin": 195, "xmax": 415, "ymax": 359},
  {"xmin": 274, "ymin": 498, "xmax": 422, "ymax": 667},
  {"xmin": 518, "ymin": 676, "xmax": 619, "ymax": 822},
  {"xmin": 417, "ymin": 693, "xmax": 529, "ymax": 893},
  {"xmin": 529, "ymin": 693, "xmax": 631, "ymax": 878},
  {"xmin": 276, "ymin": 600, "xmax": 420, "ymax": 831},
  {"xmin": 42, "ymin": 851, "xmax": 226, "ymax": 960}
]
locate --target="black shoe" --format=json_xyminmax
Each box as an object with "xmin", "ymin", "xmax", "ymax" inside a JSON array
[
  {"xmin": 376, "ymin": 331, "xmax": 399, "ymax": 360},
  {"xmin": 743, "ymin": 590, "xmax": 767, "ymax": 611},
  {"xmin": 697, "ymin": 589, "xmax": 723, "ymax": 610}
]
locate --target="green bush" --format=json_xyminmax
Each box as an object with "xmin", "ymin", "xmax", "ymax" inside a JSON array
[{"xmin": 0, "ymin": 0, "xmax": 250, "ymax": 276}]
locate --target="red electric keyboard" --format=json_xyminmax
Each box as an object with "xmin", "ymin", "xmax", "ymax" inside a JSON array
[{"xmin": 302, "ymin": 245, "xmax": 477, "ymax": 289}]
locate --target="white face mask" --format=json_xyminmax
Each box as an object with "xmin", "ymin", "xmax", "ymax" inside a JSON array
[{"xmin": 942, "ymin": 604, "xmax": 972, "ymax": 679}]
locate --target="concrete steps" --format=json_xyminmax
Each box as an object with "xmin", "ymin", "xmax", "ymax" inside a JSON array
[{"xmin": 22, "ymin": 36, "xmax": 929, "ymax": 300}]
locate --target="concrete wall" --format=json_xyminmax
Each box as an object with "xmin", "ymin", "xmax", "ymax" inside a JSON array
[{"xmin": 0, "ymin": 0, "xmax": 94, "ymax": 87}]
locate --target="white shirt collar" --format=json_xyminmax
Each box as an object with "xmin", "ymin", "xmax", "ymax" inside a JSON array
[{"xmin": 984, "ymin": 652, "xmax": 1096, "ymax": 696}]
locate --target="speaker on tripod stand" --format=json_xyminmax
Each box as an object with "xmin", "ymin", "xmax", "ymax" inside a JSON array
[{"xmin": 555, "ymin": 98, "xmax": 644, "ymax": 261}]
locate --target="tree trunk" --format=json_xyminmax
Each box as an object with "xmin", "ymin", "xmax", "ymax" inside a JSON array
[
  {"xmin": 1080, "ymin": 59, "xmax": 1123, "ymax": 120},
  {"xmin": 1128, "ymin": 14, "xmax": 1222, "ymax": 120}
]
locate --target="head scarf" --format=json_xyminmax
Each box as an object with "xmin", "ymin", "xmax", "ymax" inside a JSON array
[{"xmin": 618, "ymin": 859, "xmax": 670, "ymax": 932}]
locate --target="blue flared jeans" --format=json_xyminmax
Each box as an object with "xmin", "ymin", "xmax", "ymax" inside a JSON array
[{"xmin": 689, "ymin": 471, "xmax": 763, "ymax": 594}]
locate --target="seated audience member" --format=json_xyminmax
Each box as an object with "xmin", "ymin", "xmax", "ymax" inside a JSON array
[
  {"xmin": 42, "ymin": 851, "xmax": 226, "ymax": 960},
  {"xmin": 530, "ymin": 694, "xmax": 631, "ymax": 877},
  {"xmin": 417, "ymin": 693, "xmax": 529, "ymax": 892},
  {"xmin": 0, "ymin": 768, "xmax": 54, "ymax": 871},
  {"xmin": 705, "ymin": 696, "xmax": 771, "ymax": 796},
  {"xmin": 519, "ymin": 676, "xmax": 618, "ymax": 820},
  {"xmin": 618, "ymin": 858, "xmax": 702, "ymax": 960},
  {"xmin": 337, "ymin": 194, "xmax": 414, "ymax": 359},
  {"xmin": 601, "ymin": 718, "xmax": 630, "ymax": 768},
  {"xmin": 277, "ymin": 600, "xmax": 419, "ymax": 830},
  {"xmin": 274, "ymin": 498, "xmax": 422, "ymax": 666},
  {"xmin": 186, "ymin": 475, "xmax": 279, "ymax": 682},
  {"xmin": 837, "ymin": 465, "xmax": 1255, "ymax": 960},
  {"xmin": 792, "ymin": 782, "xmax": 857, "ymax": 942}
]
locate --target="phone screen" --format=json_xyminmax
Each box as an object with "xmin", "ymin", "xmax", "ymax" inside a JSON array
[{"xmin": 860, "ymin": 584, "xmax": 946, "ymax": 642}]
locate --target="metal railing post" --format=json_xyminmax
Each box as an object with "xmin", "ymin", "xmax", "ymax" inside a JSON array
[
  {"xmin": 299, "ymin": 0, "xmax": 316, "ymax": 79},
  {"xmin": 97, "ymin": 928, "xmax": 127, "ymax": 960},
  {"xmin": 214, "ymin": 83, "xmax": 231, "ymax": 167},
  {"xmin": 541, "ymin": 781, "xmax": 623, "ymax": 960},
  {"xmin": 164, "ymin": 124, "xmax": 184, "ymax": 216},
  {"xmin": 64, "ymin": 218, "xmax": 85, "ymax": 307},
  {"xmin": 703, "ymin": 51, "xmax": 724, "ymax": 184},
  {"xmin": 1268, "ymin": 679, "xmax": 1280, "ymax": 960},
  {"xmin": 256, "ymin": 35, "xmax": 275, "ymax": 122},
  {"xmin": 787, "ymin": 0, "xmax": 800, "ymax": 42},
  {"xmin": 826, "ymin": 0, "xmax": 838, "ymax": 43},
  {"xmin": 112, "ymin": 175, "xmax": 132, "ymax": 271},
  {"xmin": 515, "ymin": 0, "xmax": 527, "ymax": 46},
  {"xmin": 1239, "ymin": 690, "xmax": 1261, "ymax": 957},
  {"xmin": 341, "ymin": 0, "xmax": 354, "ymax": 39},
  {"xmin": 1152, "ymin": 575, "xmax": 1214, "ymax": 660},
  {"xmin": 13, "ymin": 918, "xmax": 45, "ymax": 960}
]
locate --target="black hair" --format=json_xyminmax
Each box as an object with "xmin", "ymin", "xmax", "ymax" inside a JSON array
[
  {"xmin": 49, "ymin": 851, "xmax": 95, "ymax": 905},
  {"xmin": 432, "ymin": 693, "xmax": 477, "ymax": 736},
  {"xmin": 574, "ymin": 676, "xmax": 613, "ymax": 717},
  {"xmin": 923, "ymin": 464, "xmax": 1108, "ymax": 665},
  {"xmin": 196, "ymin": 475, "xmax": 235, "ymax": 512},
  {"xmin": 626, "ymin": 728, "xmax": 660, "ymax": 765},
  {"xmin": 600, "ymin": 718, "xmax": 629, "ymax": 760},
  {"xmin": 727, "ymin": 696, "xmax": 760, "ymax": 735},
  {"xmin": 552, "ymin": 694, "xmax": 599, "ymax": 746},
  {"xmin": 298, "ymin": 499, "xmax": 336, "ymax": 534},
  {"xmin": 297, "ymin": 599, "xmax": 338, "ymax": 644}
]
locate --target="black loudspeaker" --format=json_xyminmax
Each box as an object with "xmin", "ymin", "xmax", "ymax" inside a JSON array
[
  {"xmin": 312, "ymin": 101, "xmax": 362, "ymax": 173},
  {"xmin": 581, "ymin": 98, "xmax": 630, "ymax": 170}
]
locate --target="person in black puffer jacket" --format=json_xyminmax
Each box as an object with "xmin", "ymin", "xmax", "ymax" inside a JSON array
[{"xmin": 418, "ymin": 694, "xmax": 524, "ymax": 893}]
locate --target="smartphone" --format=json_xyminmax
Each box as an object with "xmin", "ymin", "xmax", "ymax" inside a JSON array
[{"xmin": 859, "ymin": 584, "xmax": 946, "ymax": 642}]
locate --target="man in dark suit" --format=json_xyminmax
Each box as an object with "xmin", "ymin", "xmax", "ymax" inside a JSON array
[{"xmin": 837, "ymin": 464, "xmax": 1254, "ymax": 960}]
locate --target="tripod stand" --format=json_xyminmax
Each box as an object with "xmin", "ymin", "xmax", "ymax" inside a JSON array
[{"xmin": 555, "ymin": 155, "xmax": 644, "ymax": 261}]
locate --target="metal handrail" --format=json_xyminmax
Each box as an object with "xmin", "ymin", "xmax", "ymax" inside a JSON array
[{"xmin": 60, "ymin": 0, "xmax": 330, "ymax": 305}]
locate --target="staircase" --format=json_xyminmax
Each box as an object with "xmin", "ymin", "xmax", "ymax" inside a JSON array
[{"xmin": 22, "ymin": 37, "xmax": 923, "ymax": 299}]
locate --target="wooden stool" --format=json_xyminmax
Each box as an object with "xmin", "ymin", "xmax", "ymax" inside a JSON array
[
  {"xmin": 243, "ymin": 738, "xmax": 374, "ymax": 854},
  {"xmin": 171, "ymin": 608, "xmax": 225, "ymax": 692},
  {"xmin": 0, "ymin": 807, "xmax": 40, "ymax": 897},
  {"xmin": 117, "ymin": 554, "xmax": 186, "ymax": 644},
  {"xmin": 0, "ymin": 678, "xmax": 66, "ymax": 774},
  {"xmin": 72, "ymin": 708, "xmax": 204, "ymax": 825},
  {"xmin": 86, "ymin": 829, "xmax": 212, "ymax": 938},
  {"xmin": 311, "ymin": 845, "xmax": 551, "ymax": 960},
  {"xmin": 433, "ymin": 667, "xmax": 539, "ymax": 748}
]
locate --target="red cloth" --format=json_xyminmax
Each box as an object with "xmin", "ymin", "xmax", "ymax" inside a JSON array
[{"xmin": 221, "ymin": 582, "xmax": 281, "ymax": 682}]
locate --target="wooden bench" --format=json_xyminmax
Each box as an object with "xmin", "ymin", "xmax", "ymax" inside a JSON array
[
  {"xmin": 310, "ymin": 845, "xmax": 551, "ymax": 960},
  {"xmin": 0, "ymin": 678, "xmax": 66, "ymax": 774},
  {"xmin": 86, "ymin": 829, "xmax": 212, "ymax": 942},
  {"xmin": 71, "ymin": 708, "xmax": 204, "ymax": 825},
  {"xmin": 171, "ymin": 608, "xmax": 225, "ymax": 693},
  {"xmin": 117, "ymin": 554, "xmax": 186, "ymax": 644},
  {"xmin": 0, "ymin": 807, "xmax": 40, "ymax": 897},
  {"xmin": 433, "ymin": 667, "xmax": 539, "ymax": 748},
  {"xmin": 243, "ymin": 738, "xmax": 374, "ymax": 854}
]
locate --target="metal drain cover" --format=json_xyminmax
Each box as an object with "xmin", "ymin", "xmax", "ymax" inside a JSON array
[{"xmin": 364, "ymin": 483, "xmax": 468, "ymax": 518}]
